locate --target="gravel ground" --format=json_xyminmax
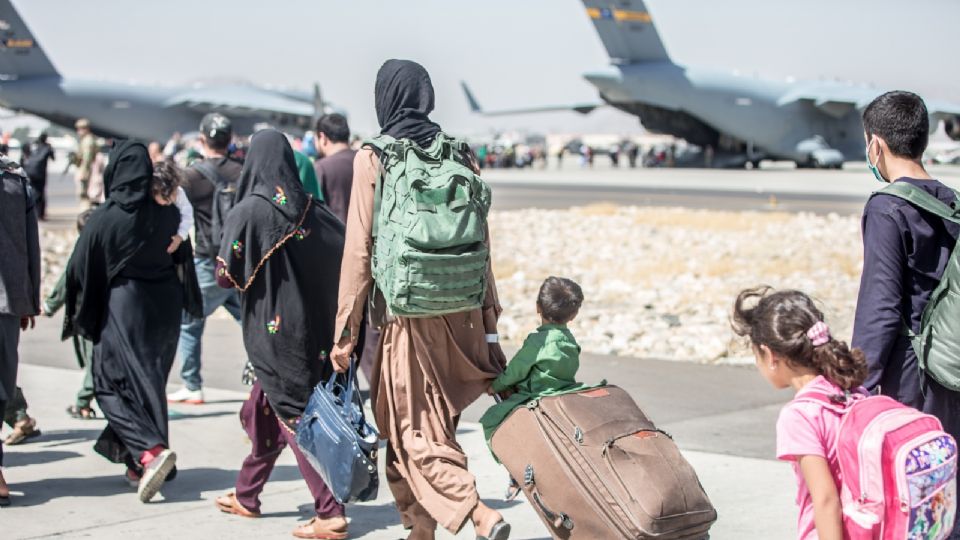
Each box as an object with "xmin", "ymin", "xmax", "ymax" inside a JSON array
[
  {"xmin": 489, "ymin": 204, "xmax": 863, "ymax": 364},
  {"xmin": 39, "ymin": 204, "xmax": 864, "ymax": 364}
]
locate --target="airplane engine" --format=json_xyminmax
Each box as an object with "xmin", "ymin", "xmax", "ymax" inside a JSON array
[{"xmin": 945, "ymin": 116, "xmax": 960, "ymax": 141}]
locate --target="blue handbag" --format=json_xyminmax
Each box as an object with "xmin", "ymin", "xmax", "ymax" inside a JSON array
[{"xmin": 295, "ymin": 359, "xmax": 379, "ymax": 504}]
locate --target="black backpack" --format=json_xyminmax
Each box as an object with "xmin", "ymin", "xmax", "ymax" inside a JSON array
[{"xmin": 191, "ymin": 158, "xmax": 240, "ymax": 253}]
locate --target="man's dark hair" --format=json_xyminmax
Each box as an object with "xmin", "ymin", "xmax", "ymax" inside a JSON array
[
  {"xmin": 151, "ymin": 160, "xmax": 182, "ymax": 201},
  {"xmin": 862, "ymin": 90, "xmax": 929, "ymax": 160},
  {"xmin": 315, "ymin": 113, "xmax": 350, "ymax": 144},
  {"xmin": 202, "ymin": 133, "xmax": 230, "ymax": 152},
  {"xmin": 537, "ymin": 276, "xmax": 584, "ymax": 324},
  {"xmin": 37, "ymin": 132, "xmax": 48, "ymax": 144}
]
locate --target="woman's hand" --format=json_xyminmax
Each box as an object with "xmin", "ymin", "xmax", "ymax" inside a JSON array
[{"xmin": 330, "ymin": 336, "xmax": 355, "ymax": 373}]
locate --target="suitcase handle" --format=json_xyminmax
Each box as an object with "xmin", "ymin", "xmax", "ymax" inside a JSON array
[
  {"xmin": 524, "ymin": 465, "xmax": 574, "ymax": 531},
  {"xmin": 532, "ymin": 491, "xmax": 575, "ymax": 531}
]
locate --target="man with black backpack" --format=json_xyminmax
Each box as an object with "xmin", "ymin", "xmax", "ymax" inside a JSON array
[
  {"xmin": 168, "ymin": 113, "xmax": 243, "ymax": 405},
  {"xmin": 853, "ymin": 90, "xmax": 960, "ymax": 538}
]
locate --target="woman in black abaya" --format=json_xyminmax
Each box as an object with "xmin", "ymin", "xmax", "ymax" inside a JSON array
[
  {"xmin": 66, "ymin": 141, "xmax": 196, "ymax": 503},
  {"xmin": 212, "ymin": 130, "xmax": 348, "ymax": 539}
]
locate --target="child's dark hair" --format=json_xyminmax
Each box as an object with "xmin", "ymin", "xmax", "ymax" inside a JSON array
[
  {"xmin": 731, "ymin": 286, "xmax": 867, "ymax": 391},
  {"xmin": 151, "ymin": 160, "xmax": 181, "ymax": 201},
  {"xmin": 537, "ymin": 276, "xmax": 583, "ymax": 324}
]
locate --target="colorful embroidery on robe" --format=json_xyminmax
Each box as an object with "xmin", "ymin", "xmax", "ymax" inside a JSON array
[
  {"xmin": 272, "ymin": 186, "xmax": 288, "ymax": 206},
  {"xmin": 231, "ymin": 240, "xmax": 244, "ymax": 259},
  {"xmin": 294, "ymin": 227, "xmax": 311, "ymax": 241},
  {"xmin": 266, "ymin": 315, "xmax": 281, "ymax": 335}
]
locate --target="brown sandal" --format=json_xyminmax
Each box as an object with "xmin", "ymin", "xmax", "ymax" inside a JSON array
[
  {"xmin": 292, "ymin": 516, "xmax": 348, "ymax": 539},
  {"xmin": 215, "ymin": 492, "xmax": 260, "ymax": 518}
]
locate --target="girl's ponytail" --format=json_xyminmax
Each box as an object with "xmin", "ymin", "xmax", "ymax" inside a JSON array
[{"xmin": 810, "ymin": 339, "xmax": 868, "ymax": 391}]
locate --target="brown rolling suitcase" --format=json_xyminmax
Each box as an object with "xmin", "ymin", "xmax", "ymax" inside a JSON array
[{"xmin": 490, "ymin": 386, "xmax": 717, "ymax": 539}]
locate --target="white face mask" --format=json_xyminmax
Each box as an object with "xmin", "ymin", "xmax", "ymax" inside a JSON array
[{"xmin": 865, "ymin": 138, "xmax": 887, "ymax": 183}]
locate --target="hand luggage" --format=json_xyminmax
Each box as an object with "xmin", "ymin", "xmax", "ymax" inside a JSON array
[
  {"xmin": 490, "ymin": 386, "xmax": 716, "ymax": 539},
  {"xmin": 296, "ymin": 359, "xmax": 379, "ymax": 504}
]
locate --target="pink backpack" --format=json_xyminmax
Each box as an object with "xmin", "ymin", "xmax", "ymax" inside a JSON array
[{"xmin": 797, "ymin": 390, "xmax": 957, "ymax": 539}]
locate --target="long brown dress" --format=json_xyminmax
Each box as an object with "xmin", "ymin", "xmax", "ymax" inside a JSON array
[{"xmin": 334, "ymin": 149, "xmax": 504, "ymax": 533}]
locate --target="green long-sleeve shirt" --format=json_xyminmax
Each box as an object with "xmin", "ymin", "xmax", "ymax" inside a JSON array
[
  {"xmin": 294, "ymin": 151, "xmax": 322, "ymax": 201},
  {"xmin": 480, "ymin": 324, "xmax": 599, "ymax": 454}
]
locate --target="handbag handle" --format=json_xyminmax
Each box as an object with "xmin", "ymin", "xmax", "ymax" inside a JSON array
[{"xmin": 323, "ymin": 357, "xmax": 365, "ymax": 425}]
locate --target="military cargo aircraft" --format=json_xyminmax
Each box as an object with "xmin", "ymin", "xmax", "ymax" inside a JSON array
[
  {"xmin": 464, "ymin": 0, "xmax": 960, "ymax": 168},
  {"xmin": 0, "ymin": 0, "xmax": 334, "ymax": 142}
]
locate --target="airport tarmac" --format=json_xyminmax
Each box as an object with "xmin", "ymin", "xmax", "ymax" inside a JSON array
[{"xmin": 484, "ymin": 162, "xmax": 960, "ymax": 214}]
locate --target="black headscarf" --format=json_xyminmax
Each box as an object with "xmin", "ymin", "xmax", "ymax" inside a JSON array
[
  {"xmin": 65, "ymin": 141, "xmax": 161, "ymax": 341},
  {"xmin": 218, "ymin": 129, "xmax": 311, "ymax": 290},
  {"xmin": 375, "ymin": 59, "xmax": 442, "ymax": 148},
  {"xmin": 217, "ymin": 129, "xmax": 345, "ymax": 420}
]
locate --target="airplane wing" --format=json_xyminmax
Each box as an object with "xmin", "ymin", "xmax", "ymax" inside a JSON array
[
  {"xmin": 461, "ymin": 81, "xmax": 602, "ymax": 117},
  {"xmin": 926, "ymin": 99, "xmax": 960, "ymax": 120},
  {"xmin": 777, "ymin": 86, "xmax": 872, "ymax": 119},
  {"xmin": 781, "ymin": 86, "xmax": 960, "ymax": 126},
  {"xmin": 164, "ymin": 85, "xmax": 314, "ymax": 118}
]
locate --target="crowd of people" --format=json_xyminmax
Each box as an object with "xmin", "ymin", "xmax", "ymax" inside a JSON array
[{"xmin": 0, "ymin": 59, "xmax": 958, "ymax": 540}]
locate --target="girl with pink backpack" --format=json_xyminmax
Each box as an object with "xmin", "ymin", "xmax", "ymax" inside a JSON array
[{"xmin": 733, "ymin": 287, "xmax": 957, "ymax": 540}]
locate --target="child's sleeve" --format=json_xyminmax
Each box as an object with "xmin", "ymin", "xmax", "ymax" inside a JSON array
[
  {"xmin": 43, "ymin": 269, "xmax": 68, "ymax": 315},
  {"xmin": 775, "ymin": 403, "xmax": 827, "ymax": 462},
  {"xmin": 175, "ymin": 186, "xmax": 194, "ymax": 239},
  {"xmin": 491, "ymin": 335, "xmax": 542, "ymax": 393}
]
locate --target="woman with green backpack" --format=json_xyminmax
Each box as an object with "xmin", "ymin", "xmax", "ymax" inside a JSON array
[{"xmin": 330, "ymin": 59, "xmax": 511, "ymax": 540}]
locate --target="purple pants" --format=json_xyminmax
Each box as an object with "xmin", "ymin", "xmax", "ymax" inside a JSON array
[{"xmin": 234, "ymin": 382, "xmax": 344, "ymax": 519}]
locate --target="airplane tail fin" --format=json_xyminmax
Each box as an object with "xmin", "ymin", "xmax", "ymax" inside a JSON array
[
  {"xmin": 0, "ymin": 0, "xmax": 59, "ymax": 79},
  {"xmin": 460, "ymin": 81, "xmax": 483, "ymax": 113},
  {"xmin": 582, "ymin": 0, "xmax": 670, "ymax": 64}
]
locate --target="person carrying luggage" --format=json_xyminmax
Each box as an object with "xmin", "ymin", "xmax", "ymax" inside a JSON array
[
  {"xmin": 733, "ymin": 287, "xmax": 957, "ymax": 540},
  {"xmin": 212, "ymin": 130, "xmax": 348, "ymax": 539},
  {"xmin": 330, "ymin": 59, "xmax": 510, "ymax": 540}
]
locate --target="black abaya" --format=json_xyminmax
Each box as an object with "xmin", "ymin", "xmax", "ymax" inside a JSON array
[
  {"xmin": 217, "ymin": 130, "xmax": 344, "ymax": 421},
  {"xmin": 65, "ymin": 142, "xmax": 187, "ymax": 469},
  {"xmin": 93, "ymin": 211, "xmax": 182, "ymax": 466}
]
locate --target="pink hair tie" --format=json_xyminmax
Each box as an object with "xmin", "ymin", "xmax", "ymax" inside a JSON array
[{"xmin": 807, "ymin": 321, "xmax": 831, "ymax": 346}]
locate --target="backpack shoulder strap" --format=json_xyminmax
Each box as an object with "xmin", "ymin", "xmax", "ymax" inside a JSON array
[
  {"xmin": 792, "ymin": 389, "xmax": 865, "ymax": 414},
  {"xmin": 876, "ymin": 181, "xmax": 960, "ymax": 225},
  {"xmin": 190, "ymin": 159, "xmax": 225, "ymax": 188}
]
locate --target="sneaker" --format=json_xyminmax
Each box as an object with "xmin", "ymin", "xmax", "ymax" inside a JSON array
[
  {"xmin": 167, "ymin": 387, "xmax": 204, "ymax": 405},
  {"xmin": 138, "ymin": 449, "xmax": 176, "ymax": 503}
]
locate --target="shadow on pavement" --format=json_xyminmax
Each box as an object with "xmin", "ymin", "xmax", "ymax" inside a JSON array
[
  {"xmin": 160, "ymin": 465, "xmax": 303, "ymax": 503},
  {"xmin": 168, "ymin": 410, "xmax": 237, "ymax": 421},
  {"xmin": 10, "ymin": 473, "xmax": 147, "ymax": 507},
  {"xmin": 22, "ymin": 428, "xmax": 103, "ymax": 447},
  {"xmin": 4, "ymin": 449, "xmax": 83, "ymax": 468},
  {"xmin": 297, "ymin": 501, "xmax": 401, "ymax": 538}
]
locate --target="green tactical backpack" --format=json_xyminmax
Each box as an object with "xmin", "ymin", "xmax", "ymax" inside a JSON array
[
  {"xmin": 365, "ymin": 133, "xmax": 491, "ymax": 318},
  {"xmin": 878, "ymin": 181, "xmax": 960, "ymax": 391}
]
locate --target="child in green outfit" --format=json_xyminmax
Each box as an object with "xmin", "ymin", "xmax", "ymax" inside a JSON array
[
  {"xmin": 43, "ymin": 209, "xmax": 97, "ymax": 419},
  {"xmin": 481, "ymin": 276, "xmax": 597, "ymax": 448}
]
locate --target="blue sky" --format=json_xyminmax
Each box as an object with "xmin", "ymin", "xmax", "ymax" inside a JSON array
[{"xmin": 15, "ymin": 0, "xmax": 960, "ymax": 135}]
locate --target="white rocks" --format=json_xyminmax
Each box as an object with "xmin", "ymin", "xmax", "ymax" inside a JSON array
[{"xmin": 489, "ymin": 205, "xmax": 862, "ymax": 363}]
